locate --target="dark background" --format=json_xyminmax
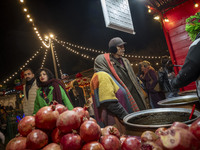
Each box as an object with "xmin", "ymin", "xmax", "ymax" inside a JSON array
[{"xmin": 0, "ymin": 0, "xmax": 169, "ymax": 87}]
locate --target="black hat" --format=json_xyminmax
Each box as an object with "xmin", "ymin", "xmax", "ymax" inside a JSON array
[
  {"xmin": 109, "ymin": 37, "xmax": 126, "ymax": 48},
  {"xmin": 108, "ymin": 37, "xmax": 126, "ymax": 53}
]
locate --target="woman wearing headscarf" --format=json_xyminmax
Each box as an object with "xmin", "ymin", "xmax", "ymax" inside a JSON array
[
  {"xmin": 140, "ymin": 61, "xmax": 165, "ymax": 108},
  {"xmin": 33, "ymin": 68, "xmax": 73, "ymax": 114}
]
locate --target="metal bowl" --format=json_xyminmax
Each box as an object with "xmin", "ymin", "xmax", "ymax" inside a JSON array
[
  {"xmin": 178, "ymin": 89, "xmax": 197, "ymax": 96},
  {"xmin": 123, "ymin": 108, "xmax": 200, "ymax": 129},
  {"xmin": 158, "ymin": 94, "xmax": 199, "ymax": 107}
]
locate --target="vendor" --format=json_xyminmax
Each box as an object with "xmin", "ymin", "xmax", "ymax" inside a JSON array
[{"xmin": 171, "ymin": 21, "xmax": 200, "ymax": 98}]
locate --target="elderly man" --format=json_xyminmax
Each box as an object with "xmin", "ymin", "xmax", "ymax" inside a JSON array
[
  {"xmin": 22, "ymin": 68, "xmax": 38, "ymax": 116},
  {"xmin": 90, "ymin": 37, "xmax": 147, "ymax": 129}
]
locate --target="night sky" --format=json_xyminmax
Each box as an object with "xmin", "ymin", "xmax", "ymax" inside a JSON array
[{"xmin": 0, "ymin": 0, "xmax": 168, "ymax": 87}]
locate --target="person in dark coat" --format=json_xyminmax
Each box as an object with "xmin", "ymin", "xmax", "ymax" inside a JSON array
[
  {"xmin": 158, "ymin": 56, "xmax": 179, "ymax": 98},
  {"xmin": 171, "ymin": 32, "xmax": 200, "ymax": 99},
  {"xmin": 140, "ymin": 61, "xmax": 165, "ymax": 108},
  {"xmin": 68, "ymin": 81, "xmax": 86, "ymax": 107}
]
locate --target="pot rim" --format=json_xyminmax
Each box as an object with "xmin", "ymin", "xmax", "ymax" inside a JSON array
[
  {"xmin": 157, "ymin": 94, "xmax": 199, "ymax": 106},
  {"xmin": 123, "ymin": 108, "xmax": 200, "ymax": 128}
]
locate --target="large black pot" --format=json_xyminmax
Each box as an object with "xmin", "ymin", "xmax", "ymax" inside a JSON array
[{"xmin": 123, "ymin": 108, "xmax": 200, "ymax": 136}]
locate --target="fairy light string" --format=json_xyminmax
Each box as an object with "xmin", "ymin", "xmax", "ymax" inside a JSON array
[
  {"xmin": 1, "ymin": 47, "xmax": 42, "ymax": 84},
  {"xmin": 55, "ymin": 38, "xmax": 162, "ymax": 60}
]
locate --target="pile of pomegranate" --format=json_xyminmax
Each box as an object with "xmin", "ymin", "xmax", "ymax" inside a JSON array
[{"xmin": 5, "ymin": 102, "xmax": 200, "ymax": 150}]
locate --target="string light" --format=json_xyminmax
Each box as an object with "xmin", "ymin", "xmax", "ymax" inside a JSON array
[
  {"xmin": 55, "ymin": 39, "xmax": 163, "ymax": 59},
  {"xmin": 18, "ymin": 0, "xmax": 50, "ymax": 48},
  {"xmin": 1, "ymin": 48, "xmax": 42, "ymax": 84},
  {"xmin": 154, "ymin": 15, "xmax": 160, "ymax": 20},
  {"xmin": 164, "ymin": 17, "xmax": 169, "ymax": 22},
  {"xmin": 41, "ymin": 49, "xmax": 48, "ymax": 68},
  {"xmin": 53, "ymin": 48, "xmax": 63, "ymax": 75}
]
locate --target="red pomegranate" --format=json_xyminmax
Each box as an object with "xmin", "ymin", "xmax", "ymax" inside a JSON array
[
  {"xmin": 141, "ymin": 131, "xmax": 158, "ymax": 143},
  {"xmin": 6, "ymin": 136, "xmax": 27, "ymax": 150},
  {"xmin": 160, "ymin": 127, "xmax": 200, "ymax": 150},
  {"xmin": 51, "ymin": 101, "xmax": 68, "ymax": 114},
  {"xmin": 189, "ymin": 118, "xmax": 200, "ymax": 140},
  {"xmin": 101, "ymin": 126, "xmax": 120, "ymax": 138},
  {"xmin": 155, "ymin": 127, "xmax": 167, "ymax": 136},
  {"xmin": 42, "ymin": 143, "xmax": 61, "ymax": 150},
  {"xmin": 60, "ymin": 133, "xmax": 82, "ymax": 150},
  {"xmin": 171, "ymin": 121, "xmax": 189, "ymax": 130},
  {"xmin": 18, "ymin": 116, "xmax": 35, "ymax": 136},
  {"xmin": 120, "ymin": 135, "xmax": 127, "ymax": 145},
  {"xmin": 51, "ymin": 127, "xmax": 64, "ymax": 144},
  {"xmin": 100, "ymin": 135, "xmax": 121, "ymax": 150},
  {"xmin": 82, "ymin": 141, "xmax": 105, "ymax": 150},
  {"xmin": 73, "ymin": 106, "xmax": 90, "ymax": 123},
  {"xmin": 80, "ymin": 120, "xmax": 101, "ymax": 143},
  {"xmin": 121, "ymin": 137, "xmax": 141, "ymax": 150},
  {"xmin": 56, "ymin": 110, "xmax": 81, "ymax": 134},
  {"xmin": 35, "ymin": 105, "xmax": 59, "ymax": 130},
  {"xmin": 26, "ymin": 129, "xmax": 48, "ymax": 150},
  {"xmin": 89, "ymin": 117, "xmax": 97, "ymax": 123}
]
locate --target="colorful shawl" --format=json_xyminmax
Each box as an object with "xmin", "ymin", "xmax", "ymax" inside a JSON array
[
  {"xmin": 90, "ymin": 71, "xmax": 133, "ymax": 125},
  {"xmin": 94, "ymin": 53, "xmax": 140, "ymax": 112}
]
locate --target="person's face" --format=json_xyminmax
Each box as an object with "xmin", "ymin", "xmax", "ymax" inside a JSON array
[
  {"xmin": 141, "ymin": 65, "xmax": 146, "ymax": 72},
  {"xmin": 39, "ymin": 71, "xmax": 48, "ymax": 82},
  {"xmin": 24, "ymin": 70, "xmax": 34, "ymax": 81},
  {"xmin": 115, "ymin": 45, "xmax": 125, "ymax": 57}
]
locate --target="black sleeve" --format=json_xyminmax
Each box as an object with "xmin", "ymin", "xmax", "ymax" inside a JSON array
[
  {"xmin": 101, "ymin": 102, "xmax": 128, "ymax": 120},
  {"xmin": 171, "ymin": 60, "xmax": 200, "ymax": 89}
]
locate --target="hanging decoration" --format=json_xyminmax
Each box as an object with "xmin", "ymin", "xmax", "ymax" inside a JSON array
[{"xmin": 185, "ymin": 12, "xmax": 200, "ymax": 41}]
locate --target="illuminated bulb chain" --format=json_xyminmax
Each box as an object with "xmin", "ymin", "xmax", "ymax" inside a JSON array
[
  {"xmin": 55, "ymin": 39, "xmax": 162, "ymax": 59},
  {"xmin": 41, "ymin": 49, "xmax": 48, "ymax": 68},
  {"xmin": 64, "ymin": 46, "xmax": 95, "ymax": 61},
  {"xmin": 55, "ymin": 39, "xmax": 104, "ymax": 54},
  {"xmin": 53, "ymin": 48, "xmax": 63, "ymax": 75},
  {"xmin": 19, "ymin": 0, "xmax": 50, "ymax": 48},
  {"xmin": 1, "ymin": 48, "xmax": 42, "ymax": 84}
]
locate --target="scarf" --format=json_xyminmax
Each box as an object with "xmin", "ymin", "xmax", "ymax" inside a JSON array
[
  {"xmin": 94, "ymin": 53, "xmax": 140, "ymax": 112},
  {"xmin": 25, "ymin": 78, "xmax": 35, "ymax": 99},
  {"xmin": 40, "ymin": 79, "xmax": 67, "ymax": 104}
]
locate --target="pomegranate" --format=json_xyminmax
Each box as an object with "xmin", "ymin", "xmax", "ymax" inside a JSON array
[
  {"xmin": 26, "ymin": 129, "xmax": 48, "ymax": 150},
  {"xmin": 80, "ymin": 120, "xmax": 101, "ymax": 143},
  {"xmin": 57, "ymin": 110, "xmax": 81, "ymax": 134},
  {"xmin": 160, "ymin": 127, "xmax": 200, "ymax": 150},
  {"xmin": 141, "ymin": 131, "xmax": 158, "ymax": 143},
  {"xmin": 120, "ymin": 135, "xmax": 127, "ymax": 145},
  {"xmin": 89, "ymin": 117, "xmax": 97, "ymax": 123},
  {"xmin": 51, "ymin": 101, "xmax": 68, "ymax": 114},
  {"xmin": 82, "ymin": 141, "xmax": 105, "ymax": 150},
  {"xmin": 141, "ymin": 141, "xmax": 163, "ymax": 150},
  {"xmin": 42, "ymin": 143, "xmax": 61, "ymax": 150},
  {"xmin": 189, "ymin": 118, "xmax": 200, "ymax": 140},
  {"xmin": 100, "ymin": 135, "xmax": 121, "ymax": 150},
  {"xmin": 60, "ymin": 133, "xmax": 82, "ymax": 150},
  {"xmin": 155, "ymin": 127, "xmax": 167, "ymax": 136},
  {"xmin": 171, "ymin": 121, "xmax": 189, "ymax": 130},
  {"xmin": 35, "ymin": 105, "xmax": 59, "ymax": 130},
  {"xmin": 51, "ymin": 127, "xmax": 64, "ymax": 144},
  {"xmin": 121, "ymin": 137, "xmax": 141, "ymax": 150},
  {"xmin": 6, "ymin": 136, "xmax": 27, "ymax": 150},
  {"xmin": 18, "ymin": 116, "xmax": 35, "ymax": 136},
  {"xmin": 73, "ymin": 106, "xmax": 90, "ymax": 123},
  {"xmin": 101, "ymin": 126, "xmax": 120, "ymax": 138}
]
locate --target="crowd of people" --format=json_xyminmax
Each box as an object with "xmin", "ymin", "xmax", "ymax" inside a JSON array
[{"xmin": 20, "ymin": 33, "xmax": 200, "ymax": 134}]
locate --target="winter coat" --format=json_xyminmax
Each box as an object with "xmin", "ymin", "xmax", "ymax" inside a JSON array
[
  {"xmin": 22, "ymin": 80, "xmax": 38, "ymax": 116},
  {"xmin": 33, "ymin": 85, "xmax": 73, "ymax": 114}
]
